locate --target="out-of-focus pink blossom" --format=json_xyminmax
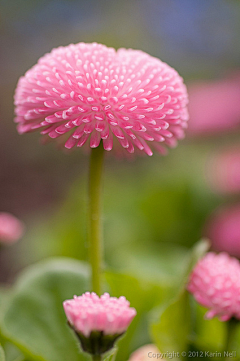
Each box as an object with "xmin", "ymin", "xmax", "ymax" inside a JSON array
[
  {"xmin": 207, "ymin": 147, "xmax": 240, "ymax": 194},
  {"xmin": 63, "ymin": 292, "xmax": 136, "ymax": 337},
  {"xmin": 205, "ymin": 205, "xmax": 240, "ymax": 258},
  {"xmin": 187, "ymin": 72, "xmax": 240, "ymax": 136},
  {"xmin": 128, "ymin": 345, "xmax": 163, "ymax": 361},
  {"xmin": 188, "ymin": 252, "xmax": 240, "ymax": 321},
  {"xmin": 14, "ymin": 42, "xmax": 188, "ymax": 156},
  {"xmin": 0, "ymin": 212, "xmax": 24, "ymax": 244}
]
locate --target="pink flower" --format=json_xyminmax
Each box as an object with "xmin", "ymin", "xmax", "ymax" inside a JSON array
[
  {"xmin": 187, "ymin": 252, "xmax": 240, "ymax": 321},
  {"xmin": 0, "ymin": 212, "xmax": 24, "ymax": 244},
  {"xmin": 14, "ymin": 42, "xmax": 188, "ymax": 156},
  {"xmin": 207, "ymin": 147, "xmax": 240, "ymax": 194},
  {"xmin": 187, "ymin": 72, "xmax": 240, "ymax": 136},
  {"xmin": 128, "ymin": 345, "xmax": 163, "ymax": 361},
  {"xmin": 205, "ymin": 205, "xmax": 240, "ymax": 259},
  {"xmin": 63, "ymin": 292, "xmax": 136, "ymax": 337}
]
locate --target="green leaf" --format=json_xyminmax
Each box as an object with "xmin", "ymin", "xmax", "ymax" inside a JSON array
[
  {"xmin": 107, "ymin": 242, "xmax": 189, "ymax": 287},
  {"xmin": 105, "ymin": 270, "xmax": 170, "ymax": 361},
  {"xmin": 185, "ymin": 238, "xmax": 210, "ymax": 277},
  {"xmin": 0, "ymin": 258, "xmax": 91, "ymax": 361},
  {"xmin": 151, "ymin": 290, "xmax": 191, "ymax": 361},
  {"xmin": 0, "ymin": 345, "xmax": 5, "ymax": 361},
  {"xmin": 103, "ymin": 347, "xmax": 118, "ymax": 361},
  {"xmin": 193, "ymin": 303, "xmax": 225, "ymax": 351},
  {"xmin": 138, "ymin": 174, "xmax": 218, "ymax": 248},
  {"xmin": 1, "ymin": 342, "xmax": 24, "ymax": 361},
  {"xmin": 150, "ymin": 239, "xmax": 209, "ymax": 360}
]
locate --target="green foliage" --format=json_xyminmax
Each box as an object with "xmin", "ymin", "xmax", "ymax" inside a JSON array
[
  {"xmin": 150, "ymin": 239, "xmax": 209, "ymax": 360},
  {"xmin": 0, "ymin": 346, "xmax": 5, "ymax": 361},
  {"xmin": 151, "ymin": 290, "xmax": 191, "ymax": 361},
  {"xmin": 102, "ymin": 348, "xmax": 118, "ymax": 361},
  {"xmin": 0, "ymin": 259, "xmax": 91, "ymax": 361},
  {"xmin": 0, "ymin": 256, "xmax": 181, "ymax": 361},
  {"xmin": 138, "ymin": 182, "xmax": 210, "ymax": 247},
  {"xmin": 193, "ymin": 303, "xmax": 225, "ymax": 352},
  {"xmin": 21, "ymin": 144, "xmax": 220, "ymax": 272},
  {"xmin": 184, "ymin": 239, "xmax": 210, "ymax": 280},
  {"xmin": 0, "ymin": 258, "xmax": 173, "ymax": 361},
  {"xmin": 22, "ymin": 179, "xmax": 88, "ymax": 265},
  {"xmin": 0, "ymin": 237, "xmax": 210, "ymax": 361},
  {"xmin": 0, "ymin": 342, "xmax": 24, "ymax": 361},
  {"xmin": 105, "ymin": 270, "xmax": 172, "ymax": 361}
]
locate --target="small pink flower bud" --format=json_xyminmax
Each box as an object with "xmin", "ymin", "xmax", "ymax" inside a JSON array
[
  {"xmin": 0, "ymin": 212, "xmax": 24, "ymax": 244},
  {"xmin": 63, "ymin": 292, "xmax": 136, "ymax": 355},
  {"xmin": 188, "ymin": 252, "xmax": 240, "ymax": 321},
  {"xmin": 128, "ymin": 345, "xmax": 163, "ymax": 361}
]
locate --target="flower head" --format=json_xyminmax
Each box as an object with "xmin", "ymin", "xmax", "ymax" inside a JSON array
[
  {"xmin": 187, "ymin": 72, "xmax": 240, "ymax": 137},
  {"xmin": 63, "ymin": 292, "xmax": 136, "ymax": 336},
  {"xmin": 63, "ymin": 292, "xmax": 136, "ymax": 355},
  {"xmin": 128, "ymin": 345, "xmax": 163, "ymax": 361},
  {"xmin": 14, "ymin": 42, "xmax": 188, "ymax": 156},
  {"xmin": 187, "ymin": 252, "xmax": 240, "ymax": 321},
  {"xmin": 205, "ymin": 205, "xmax": 240, "ymax": 259},
  {"xmin": 0, "ymin": 212, "xmax": 24, "ymax": 244}
]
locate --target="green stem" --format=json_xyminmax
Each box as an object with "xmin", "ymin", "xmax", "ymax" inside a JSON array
[
  {"xmin": 88, "ymin": 144, "xmax": 104, "ymax": 295},
  {"xmin": 224, "ymin": 318, "xmax": 238, "ymax": 360},
  {"xmin": 92, "ymin": 355, "xmax": 102, "ymax": 361}
]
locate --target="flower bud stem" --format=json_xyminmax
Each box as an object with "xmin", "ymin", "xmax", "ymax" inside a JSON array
[
  {"xmin": 92, "ymin": 355, "xmax": 102, "ymax": 361},
  {"xmin": 224, "ymin": 318, "xmax": 238, "ymax": 360},
  {"xmin": 88, "ymin": 144, "xmax": 104, "ymax": 295}
]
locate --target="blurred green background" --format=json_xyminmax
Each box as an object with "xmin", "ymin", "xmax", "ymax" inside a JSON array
[{"xmin": 1, "ymin": 0, "xmax": 240, "ymax": 283}]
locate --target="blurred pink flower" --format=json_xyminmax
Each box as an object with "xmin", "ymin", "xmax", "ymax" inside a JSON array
[
  {"xmin": 0, "ymin": 212, "xmax": 24, "ymax": 244},
  {"xmin": 14, "ymin": 42, "xmax": 188, "ymax": 156},
  {"xmin": 187, "ymin": 72, "xmax": 240, "ymax": 136},
  {"xmin": 205, "ymin": 204, "xmax": 240, "ymax": 258},
  {"xmin": 188, "ymin": 252, "xmax": 240, "ymax": 321},
  {"xmin": 207, "ymin": 147, "xmax": 240, "ymax": 194},
  {"xmin": 128, "ymin": 345, "xmax": 163, "ymax": 361},
  {"xmin": 63, "ymin": 292, "xmax": 136, "ymax": 337}
]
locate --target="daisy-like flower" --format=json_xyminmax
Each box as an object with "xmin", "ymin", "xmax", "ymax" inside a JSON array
[
  {"xmin": 205, "ymin": 205, "xmax": 240, "ymax": 259},
  {"xmin": 63, "ymin": 292, "xmax": 136, "ymax": 355},
  {"xmin": 0, "ymin": 212, "xmax": 24, "ymax": 245},
  {"xmin": 187, "ymin": 252, "xmax": 240, "ymax": 321},
  {"xmin": 14, "ymin": 42, "xmax": 188, "ymax": 156}
]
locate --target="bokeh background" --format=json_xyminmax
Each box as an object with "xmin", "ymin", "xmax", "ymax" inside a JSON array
[{"xmin": 1, "ymin": 0, "xmax": 240, "ymax": 284}]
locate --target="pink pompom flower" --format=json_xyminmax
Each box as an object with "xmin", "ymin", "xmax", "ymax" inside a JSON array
[
  {"xmin": 187, "ymin": 252, "xmax": 240, "ymax": 321},
  {"xmin": 0, "ymin": 212, "xmax": 24, "ymax": 245},
  {"xmin": 205, "ymin": 205, "xmax": 240, "ymax": 259},
  {"xmin": 14, "ymin": 42, "xmax": 188, "ymax": 156},
  {"xmin": 187, "ymin": 72, "xmax": 240, "ymax": 137},
  {"xmin": 63, "ymin": 292, "xmax": 136, "ymax": 355},
  {"xmin": 207, "ymin": 147, "xmax": 240, "ymax": 195},
  {"xmin": 128, "ymin": 345, "xmax": 163, "ymax": 361}
]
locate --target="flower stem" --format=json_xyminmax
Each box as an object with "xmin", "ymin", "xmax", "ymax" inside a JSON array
[
  {"xmin": 88, "ymin": 144, "xmax": 104, "ymax": 295},
  {"xmin": 92, "ymin": 355, "xmax": 102, "ymax": 361},
  {"xmin": 224, "ymin": 318, "xmax": 238, "ymax": 360}
]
